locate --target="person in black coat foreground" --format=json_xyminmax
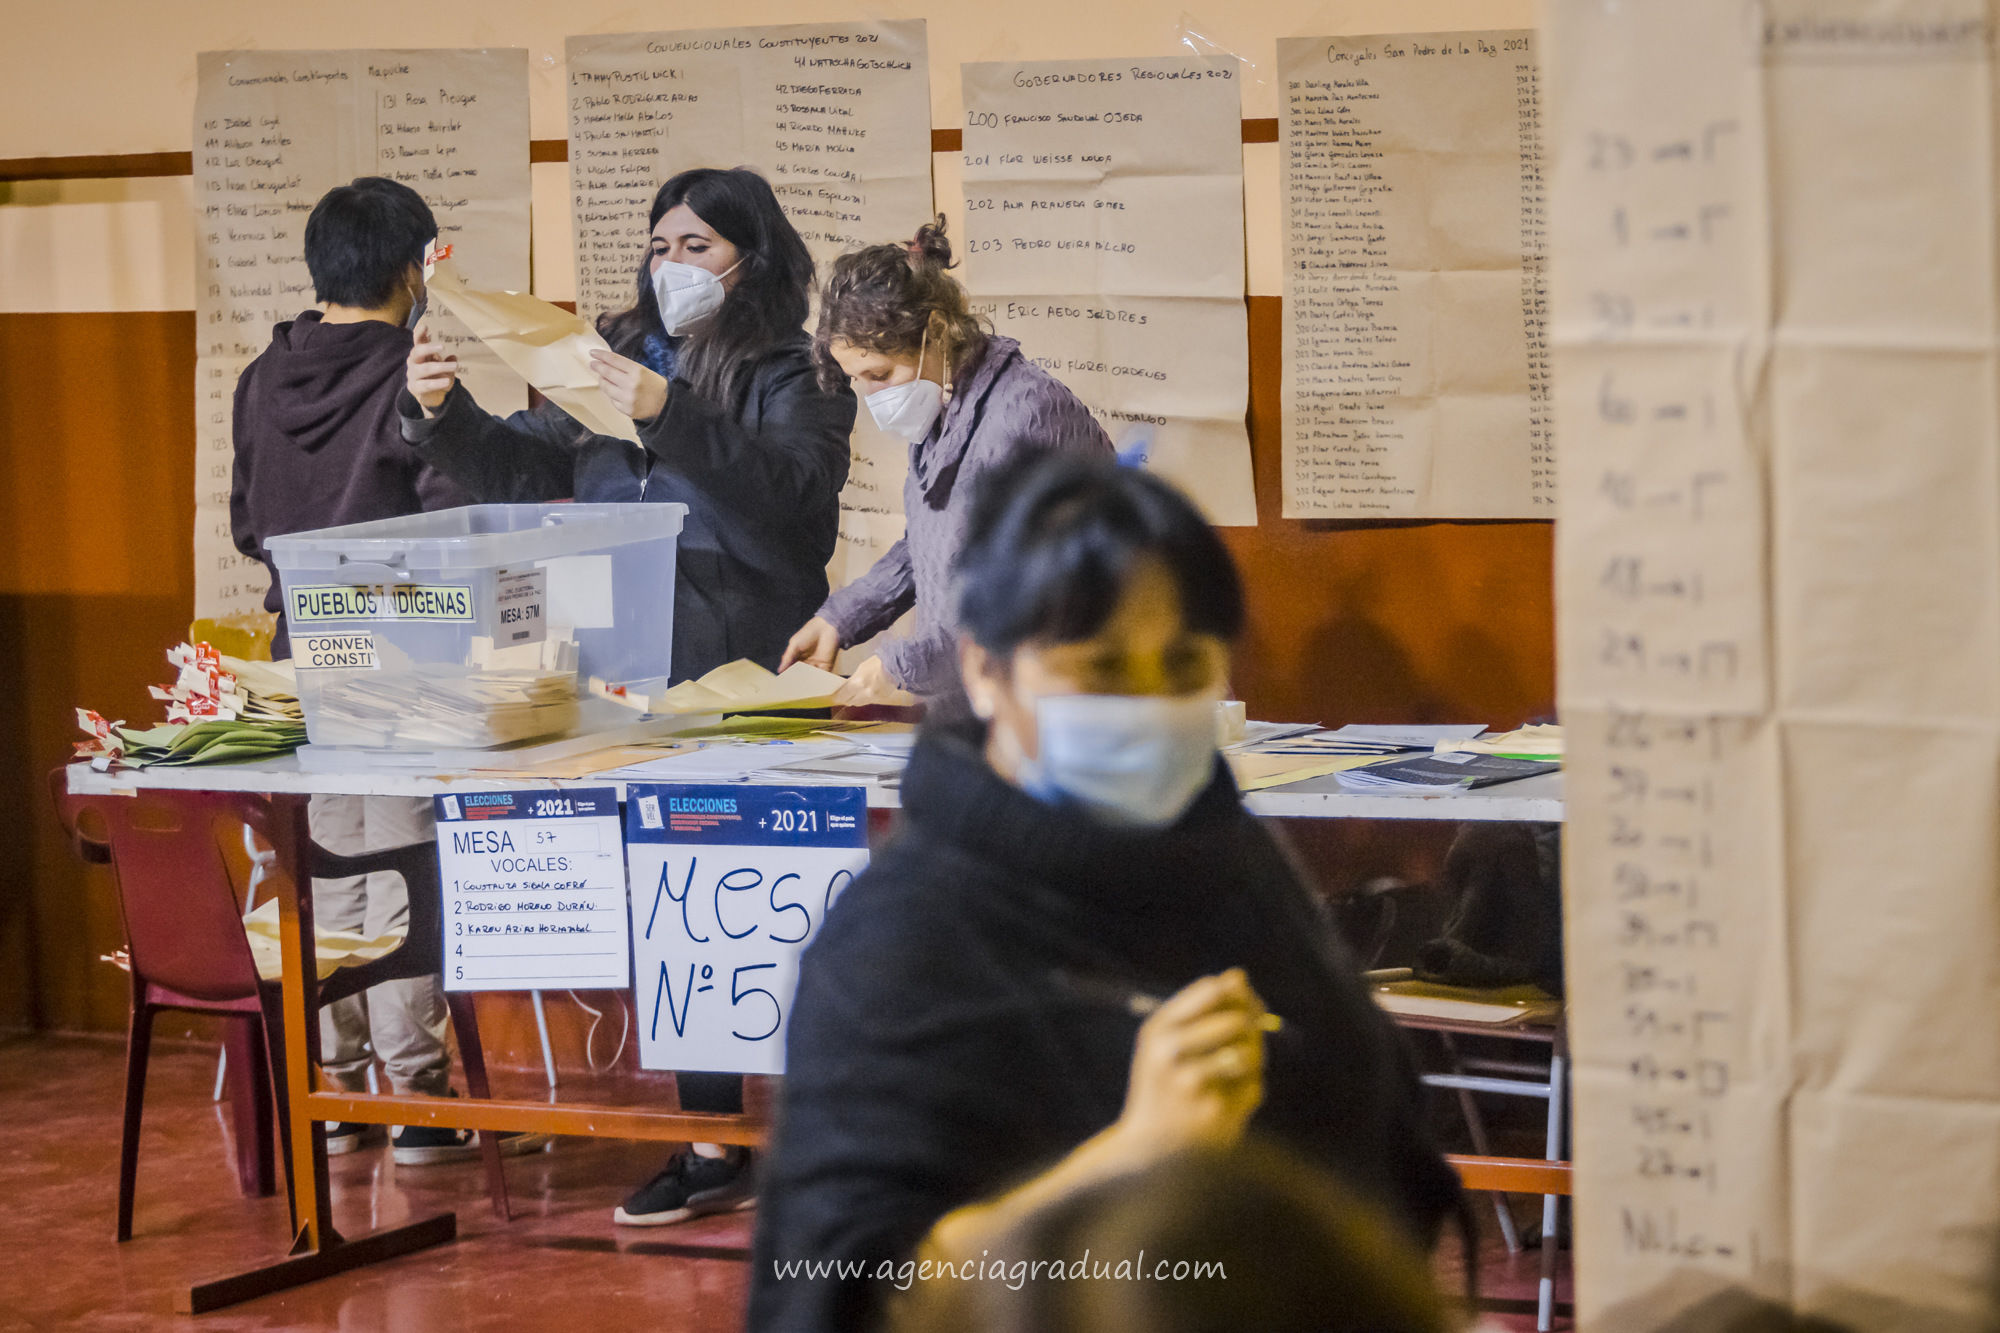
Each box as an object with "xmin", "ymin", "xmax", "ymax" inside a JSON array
[{"xmin": 750, "ymin": 453, "xmax": 1461, "ymax": 1331}]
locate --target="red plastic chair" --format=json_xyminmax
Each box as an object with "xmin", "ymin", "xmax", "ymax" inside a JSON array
[{"xmin": 51, "ymin": 775, "xmax": 512, "ymax": 1240}]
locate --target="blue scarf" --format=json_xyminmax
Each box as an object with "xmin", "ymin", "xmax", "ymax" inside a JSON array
[{"xmin": 640, "ymin": 332, "xmax": 679, "ymax": 380}]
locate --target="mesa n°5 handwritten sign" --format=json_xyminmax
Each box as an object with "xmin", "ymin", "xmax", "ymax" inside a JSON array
[{"xmin": 623, "ymin": 784, "xmax": 868, "ymax": 1075}]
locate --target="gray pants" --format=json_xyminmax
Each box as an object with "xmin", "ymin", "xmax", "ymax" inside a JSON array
[{"xmin": 308, "ymin": 794, "xmax": 452, "ymax": 1097}]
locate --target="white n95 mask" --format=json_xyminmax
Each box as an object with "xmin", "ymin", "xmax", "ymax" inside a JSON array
[
  {"xmin": 865, "ymin": 375, "xmax": 946, "ymax": 444},
  {"xmin": 863, "ymin": 323, "xmax": 947, "ymax": 443},
  {"xmin": 651, "ymin": 257, "xmax": 739, "ymax": 336},
  {"xmin": 1018, "ymin": 694, "xmax": 1219, "ymax": 829}
]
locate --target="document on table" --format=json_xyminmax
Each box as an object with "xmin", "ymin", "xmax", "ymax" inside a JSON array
[
  {"xmin": 1239, "ymin": 723, "xmax": 1488, "ymax": 755},
  {"xmin": 1225, "ymin": 751, "xmax": 1381, "ymax": 791},
  {"xmin": 592, "ymin": 660, "xmax": 848, "ymax": 717},
  {"xmin": 607, "ymin": 739, "xmax": 860, "ymax": 782},
  {"xmin": 1334, "ymin": 751, "xmax": 1557, "ymax": 792}
]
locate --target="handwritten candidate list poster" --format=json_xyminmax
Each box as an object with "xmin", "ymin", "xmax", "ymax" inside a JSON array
[
  {"xmin": 192, "ymin": 50, "xmax": 530, "ymax": 620},
  {"xmin": 1279, "ymin": 33, "xmax": 1551, "ymax": 518},
  {"xmin": 961, "ymin": 58, "xmax": 1257, "ymax": 526},
  {"xmin": 565, "ymin": 23, "xmax": 935, "ymax": 584}
]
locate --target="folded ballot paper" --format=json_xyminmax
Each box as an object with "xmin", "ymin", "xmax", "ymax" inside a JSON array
[
  {"xmin": 425, "ymin": 258, "xmax": 639, "ymax": 443},
  {"xmin": 590, "ymin": 660, "xmax": 848, "ymax": 717},
  {"xmin": 1434, "ymin": 723, "xmax": 1563, "ymax": 760}
]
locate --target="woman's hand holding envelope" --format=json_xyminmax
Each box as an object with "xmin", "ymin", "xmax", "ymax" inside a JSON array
[{"xmin": 588, "ymin": 350, "xmax": 669, "ymax": 424}]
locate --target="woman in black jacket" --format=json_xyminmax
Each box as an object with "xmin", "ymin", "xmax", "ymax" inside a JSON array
[
  {"xmin": 750, "ymin": 455, "xmax": 1460, "ymax": 1331},
  {"xmin": 403, "ymin": 166, "xmax": 851, "ymax": 1226},
  {"xmin": 400, "ymin": 166, "xmax": 855, "ymax": 683}
]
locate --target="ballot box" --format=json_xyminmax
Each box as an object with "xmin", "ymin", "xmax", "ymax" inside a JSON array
[{"xmin": 268, "ymin": 503, "xmax": 685, "ymax": 750}]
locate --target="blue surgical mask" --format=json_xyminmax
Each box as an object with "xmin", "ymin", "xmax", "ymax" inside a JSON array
[{"xmin": 1017, "ymin": 694, "xmax": 1219, "ymax": 829}]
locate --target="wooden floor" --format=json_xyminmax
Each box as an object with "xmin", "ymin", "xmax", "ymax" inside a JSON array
[{"xmin": 0, "ymin": 1031, "xmax": 1568, "ymax": 1329}]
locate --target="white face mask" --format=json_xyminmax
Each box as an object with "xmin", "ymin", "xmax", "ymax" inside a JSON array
[
  {"xmin": 863, "ymin": 326, "xmax": 946, "ymax": 443},
  {"xmin": 651, "ymin": 256, "xmax": 740, "ymax": 336},
  {"xmin": 1017, "ymin": 694, "xmax": 1220, "ymax": 829}
]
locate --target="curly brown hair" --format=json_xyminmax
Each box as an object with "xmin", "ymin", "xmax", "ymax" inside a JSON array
[{"xmin": 812, "ymin": 215, "xmax": 990, "ymax": 392}]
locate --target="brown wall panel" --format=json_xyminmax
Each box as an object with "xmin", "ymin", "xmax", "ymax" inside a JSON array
[
  {"xmin": 0, "ymin": 311, "xmax": 197, "ymax": 1032},
  {"xmin": 2, "ymin": 301, "xmax": 1555, "ymax": 1047},
  {"xmin": 1224, "ymin": 297, "xmax": 1555, "ymax": 730}
]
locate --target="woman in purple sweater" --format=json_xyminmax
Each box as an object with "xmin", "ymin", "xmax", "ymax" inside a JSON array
[{"xmin": 781, "ymin": 219, "xmax": 1111, "ymax": 716}]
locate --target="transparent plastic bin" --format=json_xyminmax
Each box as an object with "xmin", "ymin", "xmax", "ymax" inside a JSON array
[{"xmin": 267, "ymin": 503, "xmax": 686, "ymax": 750}]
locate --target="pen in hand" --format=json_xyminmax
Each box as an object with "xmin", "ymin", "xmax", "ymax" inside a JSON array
[{"xmin": 1051, "ymin": 969, "xmax": 1286, "ymax": 1032}]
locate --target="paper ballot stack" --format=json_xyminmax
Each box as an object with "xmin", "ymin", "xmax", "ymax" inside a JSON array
[{"xmin": 307, "ymin": 665, "xmax": 580, "ymax": 749}]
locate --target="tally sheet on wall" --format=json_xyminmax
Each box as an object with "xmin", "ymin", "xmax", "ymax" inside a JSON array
[
  {"xmin": 191, "ymin": 49, "xmax": 531, "ymax": 622},
  {"xmin": 1552, "ymin": 2, "xmax": 2000, "ymax": 1329},
  {"xmin": 1278, "ymin": 33, "xmax": 1551, "ymax": 519},
  {"xmin": 958, "ymin": 57, "xmax": 1257, "ymax": 526},
  {"xmin": 564, "ymin": 22, "xmax": 934, "ymax": 584}
]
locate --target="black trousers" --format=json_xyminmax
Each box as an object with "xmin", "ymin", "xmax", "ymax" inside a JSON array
[{"xmin": 677, "ymin": 1071, "xmax": 743, "ymax": 1116}]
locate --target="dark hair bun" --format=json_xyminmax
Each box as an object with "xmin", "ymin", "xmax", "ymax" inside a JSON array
[
  {"xmin": 910, "ymin": 215, "xmax": 955, "ymax": 269},
  {"xmin": 812, "ymin": 216, "xmax": 986, "ymax": 390}
]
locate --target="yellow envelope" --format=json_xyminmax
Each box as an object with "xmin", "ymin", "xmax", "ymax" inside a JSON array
[
  {"xmin": 426, "ymin": 258, "xmax": 640, "ymax": 443},
  {"xmin": 242, "ymin": 898, "xmax": 403, "ymax": 982},
  {"xmin": 646, "ymin": 660, "xmax": 850, "ymax": 715}
]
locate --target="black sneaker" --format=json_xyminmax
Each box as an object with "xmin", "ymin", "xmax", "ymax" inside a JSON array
[
  {"xmin": 324, "ymin": 1122, "xmax": 384, "ymax": 1156},
  {"xmin": 391, "ymin": 1122, "xmax": 554, "ymax": 1165},
  {"xmin": 390, "ymin": 1091, "xmax": 553, "ymax": 1165},
  {"xmin": 612, "ymin": 1148, "xmax": 757, "ymax": 1226}
]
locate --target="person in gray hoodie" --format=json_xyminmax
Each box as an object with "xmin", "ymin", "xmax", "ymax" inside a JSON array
[{"xmin": 781, "ymin": 219, "xmax": 1112, "ymax": 716}]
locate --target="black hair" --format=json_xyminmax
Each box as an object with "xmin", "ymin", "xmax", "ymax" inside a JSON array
[
  {"xmin": 956, "ymin": 453, "xmax": 1243, "ymax": 657},
  {"xmin": 812, "ymin": 215, "xmax": 988, "ymax": 392},
  {"xmin": 303, "ymin": 177, "xmax": 436, "ymax": 308},
  {"xmin": 596, "ymin": 167, "xmax": 815, "ymax": 409}
]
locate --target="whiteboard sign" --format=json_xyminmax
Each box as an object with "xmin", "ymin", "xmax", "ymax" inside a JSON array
[
  {"xmin": 624, "ymin": 784, "xmax": 868, "ymax": 1075},
  {"xmin": 433, "ymin": 788, "xmax": 630, "ymax": 992}
]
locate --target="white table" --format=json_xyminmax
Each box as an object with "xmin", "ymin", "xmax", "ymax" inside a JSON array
[
  {"xmin": 66, "ymin": 755, "xmax": 1564, "ymax": 823},
  {"xmin": 59, "ymin": 749, "xmax": 1559, "ymax": 1310}
]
